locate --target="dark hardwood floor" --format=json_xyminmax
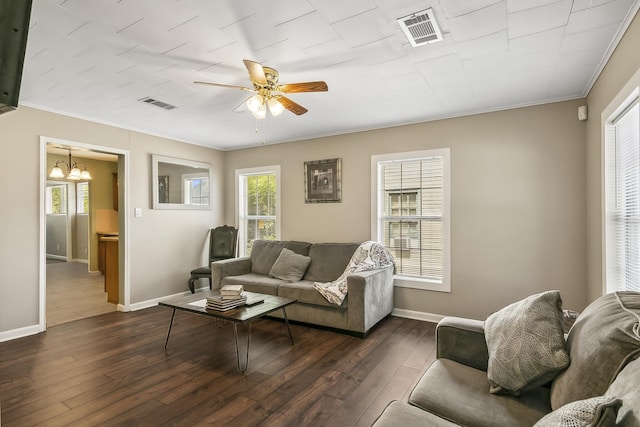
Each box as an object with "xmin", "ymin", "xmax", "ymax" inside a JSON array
[{"xmin": 0, "ymin": 307, "xmax": 436, "ymax": 426}]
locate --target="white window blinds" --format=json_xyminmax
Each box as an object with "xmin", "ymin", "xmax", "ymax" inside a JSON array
[
  {"xmin": 373, "ymin": 148, "xmax": 450, "ymax": 292},
  {"xmin": 606, "ymin": 97, "xmax": 640, "ymax": 293}
]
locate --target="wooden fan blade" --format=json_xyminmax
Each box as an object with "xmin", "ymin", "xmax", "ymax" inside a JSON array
[
  {"xmin": 194, "ymin": 81, "xmax": 253, "ymax": 92},
  {"xmin": 243, "ymin": 59, "xmax": 267, "ymax": 84},
  {"xmin": 279, "ymin": 81, "xmax": 328, "ymax": 93},
  {"xmin": 276, "ymin": 95, "xmax": 308, "ymax": 115}
]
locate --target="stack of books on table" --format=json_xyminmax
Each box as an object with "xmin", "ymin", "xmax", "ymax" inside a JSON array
[{"xmin": 206, "ymin": 285, "xmax": 246, "ymax": 311}]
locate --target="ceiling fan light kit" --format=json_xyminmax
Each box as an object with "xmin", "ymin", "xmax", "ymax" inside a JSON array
[
  {"xmin": 195, "ymin": 59, "xmax": 328, "ymax": 121},
  {"xmin": 267, "ymin": 97, "xmax": 285, "ymax": 116}
]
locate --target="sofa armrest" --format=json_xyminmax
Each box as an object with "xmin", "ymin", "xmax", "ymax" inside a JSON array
[
  {"xmin": 346, "ymin": 267, "xmax": 394, "ymax": 335},
  {"xmin": 436, "ymin": 316, "xmax": 489, "ymax": 372},
  {"xmin": 211, "ymin": 257, "xmax": 251, "ymax": 289}
]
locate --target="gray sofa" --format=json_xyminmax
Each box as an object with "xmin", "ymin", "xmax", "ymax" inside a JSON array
[
  {"xmin": 373, "ymin": 291, "xmax": 640, "ymax": 426},
  {"xmin": 211, "ymin": 240, "xmax": 394, "ymax": 336}
]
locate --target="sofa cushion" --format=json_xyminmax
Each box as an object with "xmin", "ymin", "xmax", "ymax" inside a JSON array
[
  {"xmin": 605, "ymin": 356, "xmax": 640, "ymax": 426},
  {"xmin": 250, "ymin": 240, "xmax": 311, "ymax": 275},
  {"xmin": 220, "ymin": 273, "xmax": 284, "ymax": 296},
  {"xmin": 269, "ymin": 248, "xmax": 311, "ymax": 282},
  {"xmin": 533, "ymin": 396, "xmax": 622, "ymax": 427},
  {"xmin": 550, "ymin": 291, "xmax": 640, "ymax": 409},
  {"xmin": 278, "ymin": 280, "xmax": 347, "ymax": 309},
  {"xmin": 303, "ymin": 242, "xmax": 359, "ymax": 282},
  {"xmin": 250, "ymin": 240, "xmax": 288, "ymax": 275},
  {"xmin": 485, "ymin": 290, "xmax": 569, "ymax": 395},
  {"xmin": 409, "ymin": 359, "xmax": 551, "ymax": 427},
  {"xmin": 372, "ymin": 401, "xmax": 459, "ymax": 427}
]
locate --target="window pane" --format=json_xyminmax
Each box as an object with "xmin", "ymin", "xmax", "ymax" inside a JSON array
[
  {"xmin": 240, "ymin": 171, "xmax": 278, "ymax": 256},
  {"xmin": 247, "ymin": 176, "xmax": 258, "ymax": 216},
  {"xmin": 77, "ymin": 182, "xmax": 89, "ymax": 214},
  {"xmin": 47, "ymin": 185, "xmax": 67, "ymax": 215},
  {"xmin": 607, "ymin": 101, "xmax": 640, "ymax": 292},
  {"xmin": 378, "ymin": 154, "xmax": 445, "ymax": 281}
]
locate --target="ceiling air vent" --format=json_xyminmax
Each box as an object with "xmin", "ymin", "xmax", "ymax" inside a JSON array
[
  {"xmin": 139, "ymin": 96, "xmax": 177, "ymax": 110},
  {"xmin": 397, "ymin": 8, "xmax": 443, "ymax": 47}
]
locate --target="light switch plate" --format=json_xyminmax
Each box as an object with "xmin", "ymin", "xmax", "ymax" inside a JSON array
[{"xmin": 134, "ymin": 208, "xmax": 142, "ymax": 217}]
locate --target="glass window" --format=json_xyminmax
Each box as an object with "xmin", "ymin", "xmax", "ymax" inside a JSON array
[
  {"xmin": 605, "ymin": 92, "xmax": 640, "ymax": 293},
  {"xmin": 76, "ymin": 182, "xmax": 89, "ymax": 214},
  {"xmin": 237, "ymin": 166, "xmax": 280, "ymax": 256},
  {"xmin": 46, "ymin": 185, "xmax": 67, "ymax": 215},
  {"xmin": 372, "ymin": 149, "xmax": 450, "ymax": 292}
]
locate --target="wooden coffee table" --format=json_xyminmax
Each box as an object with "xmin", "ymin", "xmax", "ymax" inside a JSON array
[{"xmin": 159, "ymin": 290, "xmax": 296, "ymax": 373}]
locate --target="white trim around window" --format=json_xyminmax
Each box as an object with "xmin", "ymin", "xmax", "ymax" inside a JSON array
[
  {"xmin": 235, "ymin": 165, "xmax": 281, "ymax": 257},
  {"xmin": 371, "ymin": 148, "xmax": 451, "ymax": 292}
]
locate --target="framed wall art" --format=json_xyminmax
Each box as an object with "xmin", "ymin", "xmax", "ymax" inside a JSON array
[{"xmin": 304, "ymin": 158, "xmax": 341, "ymax": 203}]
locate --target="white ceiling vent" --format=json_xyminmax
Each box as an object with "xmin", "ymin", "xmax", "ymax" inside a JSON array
[
  {"xmin": 397, "ymin": 8, "xmax": 443, "ymax": 47},
  {"xmin": 139, "ymin": 96, "xmax": 177, "ymax": 110}
]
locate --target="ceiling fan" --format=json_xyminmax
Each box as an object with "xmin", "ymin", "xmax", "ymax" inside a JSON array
[{"xmin": 195, "ymin": 59, "xmax": 328, "ymax": 119}]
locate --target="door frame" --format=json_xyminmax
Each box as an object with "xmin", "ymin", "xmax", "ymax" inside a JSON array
[{"xmin": 39, "ymin": 136, "xmax": 131, "ymax": 331}]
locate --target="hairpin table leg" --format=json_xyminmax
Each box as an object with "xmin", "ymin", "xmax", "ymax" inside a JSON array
[
  {"xmin": 282, "ymin": 307, "xmax": 294, "ymax": 345},
  {"xmin": 233, "ymin": 322, "xmax": 251, "ymax": 373},
  {"xmin": 164, "ymin": 309, "xmax": 176, "ymax": 349}
]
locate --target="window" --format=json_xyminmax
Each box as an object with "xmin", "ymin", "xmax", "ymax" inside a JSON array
[
  {"xmin": 237, "ymin": 166, "xmax": 280, "ymax": 256},
  {"xmin": 183, "ymin": 174, "xmax": 209, "ymax": 205},
  {"xmin": 46, "ymin": 184, "xmax": 67, "ymax": 215},
  {"xmin": 76, "ymin": 182, "xmax": 89, "ymax": 214},
  {"xmin": 605, "ymin": 90, "xmax": 640, "ymax": 293},
  {"xmin": 372, "ymin": 148, "xmax": 450, "ymax": 292}
]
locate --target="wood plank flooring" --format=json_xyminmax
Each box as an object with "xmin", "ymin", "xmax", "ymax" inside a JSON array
[
  {"xmin": 46, "ymin": 261, "xmax": 116, "ymax": 327},
  {"xmin": 0, "ymin": 307, "xmax": 436, "ymax": 426}
]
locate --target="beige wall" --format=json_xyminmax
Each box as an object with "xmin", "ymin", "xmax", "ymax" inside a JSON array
[
  {"xmin": 586, "ymin": 10, "xmax": 640, "ymax": 302},
  {"xmin": 0, "ymin": 106, "xmax": 224, "ymax": 334},
  {"xmin": 224, "ymin": 99, "xmax": 588, "ymax": 319}
]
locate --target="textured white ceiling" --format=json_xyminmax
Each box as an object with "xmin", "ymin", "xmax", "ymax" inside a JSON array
[{"xmin": 21, "ymin": 0, "xmax": 640, "ymax": 150}]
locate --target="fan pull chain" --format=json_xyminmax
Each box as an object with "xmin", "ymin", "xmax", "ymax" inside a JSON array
[{"xmin": 262, "ymin": 116, "xmax": 267, "ymax": 145}]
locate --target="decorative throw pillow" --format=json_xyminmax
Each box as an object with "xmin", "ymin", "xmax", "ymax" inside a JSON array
[
  {"xmin": 269, "ymin": 248, "xmax": 311, "ymax": 282},
  {"xmin": 534, "ymin": 396, "xmax": 622, "ymax": 427},
  {"xmin": 484, "ymin": 290, "xmax": 570, "ymax": 395}
]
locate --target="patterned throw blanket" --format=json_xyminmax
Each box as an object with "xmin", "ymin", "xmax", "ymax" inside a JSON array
[{"xmin": 314, "ymin": 241, "xmax": 395, "ymax": 305}]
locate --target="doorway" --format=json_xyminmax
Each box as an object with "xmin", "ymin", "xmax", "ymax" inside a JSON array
[{"xmin": 40, "ymin": 137, "xmax": 130, "ymax": 330}]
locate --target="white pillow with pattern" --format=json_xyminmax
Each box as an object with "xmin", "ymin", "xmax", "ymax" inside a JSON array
[{"xmin": 534, "ymin": 395, "xmax": 622, "ymax": 427}]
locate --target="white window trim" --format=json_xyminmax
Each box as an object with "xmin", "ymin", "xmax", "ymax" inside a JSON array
[
  {"xmin": 371, "ymin": 148, "xmax": 451, "ymax": 292},
  {"xmin": 235, "ymin": 165, "xmax": 281, "ymax": 257},
  {"xmin": 604, "ymin": 86, "xmax": 640, "ymax": 294}
]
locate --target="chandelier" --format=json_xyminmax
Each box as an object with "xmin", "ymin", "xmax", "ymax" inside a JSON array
[{"xmin": 49, "ymin": 149, "xmax": 92, "ymax": 180}]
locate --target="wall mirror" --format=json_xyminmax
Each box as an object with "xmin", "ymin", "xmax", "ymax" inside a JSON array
[{"xmin": 151, "ymin": 154, "xmax": 212, "ymax": 210}]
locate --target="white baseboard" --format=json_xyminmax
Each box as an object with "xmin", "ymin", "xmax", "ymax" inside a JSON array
[
  {"xmin": 0, "ymin": 299, "xmax": 444, "ymax": 343},
  {"xmin": 128, "ymin": 289, "xmax": 195, "ymax": 312},
  {"xmin": 0, "ymin": 324, "xmax": 43, "ymax": 343},
  {"xmin": 391, "ymin": 308, "xmax": 445, "ymax": 324}
]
